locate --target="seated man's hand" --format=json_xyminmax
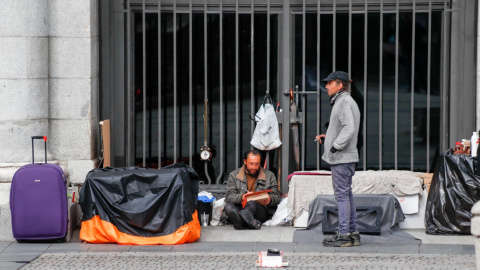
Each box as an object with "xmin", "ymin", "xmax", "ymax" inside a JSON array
[
  {"xmin": 242, "ymin": 191, "xmax": 253, "ymax": 201},
  {"xmin": 259, "ymin": 195, "xmax": 271, "ymax": 205}
]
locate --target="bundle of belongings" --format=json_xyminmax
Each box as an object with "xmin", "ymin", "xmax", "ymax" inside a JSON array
[{"xmin": 79, "ymin": 164, "xmax": 200, "ymax": 245}]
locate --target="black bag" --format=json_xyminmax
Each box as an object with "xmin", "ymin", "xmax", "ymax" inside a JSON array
[{"xmin": 425, "ymin": 149, "xmax": 480, "ymax": 234}]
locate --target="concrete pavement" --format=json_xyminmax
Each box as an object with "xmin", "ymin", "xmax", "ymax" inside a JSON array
[{"xmin": 0, "ymin": 226, "xmax": 476, "ymax": 270}]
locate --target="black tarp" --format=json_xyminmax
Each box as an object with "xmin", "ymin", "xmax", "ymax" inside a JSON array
[
  {"xmin": 79, "ymin": 163, "xmax": 199, "ymax": 238},
  {"xmin": 425, "ymin": 149, "xmax": 480, "ymax": 234}
]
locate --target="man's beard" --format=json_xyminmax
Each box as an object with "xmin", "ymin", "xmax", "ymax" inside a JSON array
[{"xmin": 245, "ymin": 168, "xmax": 259, "ymax": 177}]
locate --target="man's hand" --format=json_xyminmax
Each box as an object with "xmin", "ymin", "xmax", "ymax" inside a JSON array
[
  {"xmin": 259, "ymin": 195, "xmax": 271, "ymax": 206},
  {"xmin": 242, "ymin": 191, "xmax": 253, "ymax": 201},
  {"xmin": 315, "ymin": 134, "xmax": 326, "ymax": 144}
]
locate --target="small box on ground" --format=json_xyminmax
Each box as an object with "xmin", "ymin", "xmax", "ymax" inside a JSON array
[{"xmin": 419, "ymin": 173, "xmax": 433, "ymax": 193}]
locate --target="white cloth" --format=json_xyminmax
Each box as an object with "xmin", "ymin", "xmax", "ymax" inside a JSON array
[{"xmin": 287, "ymin": 170, "xmax": 424, "ymax": 220}]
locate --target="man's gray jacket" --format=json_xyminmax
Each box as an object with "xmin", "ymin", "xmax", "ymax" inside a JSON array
[
  {"xmin": 322, "ymin": 93, "xmax": 361, "ymax": 165},
  {"xmin": 225, "ymin": 165, "xmax": 280, "ymax": 215}
]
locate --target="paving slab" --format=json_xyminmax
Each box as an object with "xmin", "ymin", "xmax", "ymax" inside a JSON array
[
  {"xmin": 0, "ymin": 242, "xmax": 11, "ymax": 253},
  {"xmin": 1, "ymin": 242, "xmax": 51, "ymax": 254},
  {"xmin": 420, "ymin": 244, "xmax": 463, "ymax": 255},
  {"xmin": 0, "ymin": 261, "xmax": 26, "ymax": 270},
  {"xmin": 85, "ymin": 243, "xmax": 133, "ymax": 252},
  {"xmin": 129, "ymin": 245, "xmax": 173, "ymax": 253},
  {"xmin": 376, "ymin": 243, "xmax": 420, "ymax": 254},
  {"xmin": 45, "ymin": 243, "xmax": 90, "ymax": 253},
  {"xmin": 253, "ymin": 242, "xmax": 296, "ymax": 253},
  {"xmin": 0, "ymin": 254, "xmax": 40, "ymax": 262},
  {"xmin": 463, "ymin": 244, "xmax": 476, "ymax": 255},
  {"xmin": 170, "ymin": 242, "xmax": 215, "ymax": 252},
  {"xmin": 211, "ymin": 242, "xmax": 255, "ymax": 252},
  {"xmin": 294, "ymin": 242, "xmax": 334, "ymax": 253},
  {"xmin": 334, "ymin": 243, "xmax": 379, "ymax": 253},
  {"xmin": 199, "ymin": 225, "xmax": 296, "ymax": 242}
]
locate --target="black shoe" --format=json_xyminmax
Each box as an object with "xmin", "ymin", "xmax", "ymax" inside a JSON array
[
  {"xmin": 350, "ymin": 231, "xmax": 361, "ymax": 246},
  {"xmin": 322, "ymin": 232, "xmax": 352, "ymax": 247},
  {"xmin": 224, "ymin": 207, "xmax": 244, "ymax": 230},
  {"xmin": 239, "ymin": 210, "xmax": 262, "ymax": 230}
]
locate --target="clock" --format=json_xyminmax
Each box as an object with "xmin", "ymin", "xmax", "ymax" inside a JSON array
[
  {"xmin": 200, "ymin": 143, "xmax": 212, "ymax": 161},
  {"xmin": 200, "ymin": 149, "xmax": 212, "ymax": 161}
]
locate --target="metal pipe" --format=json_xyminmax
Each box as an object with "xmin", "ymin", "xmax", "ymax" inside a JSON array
[
  {"xmin": 250, "ymin": 0, "xmax": 255, "ymax": 142},
  {"xmin": 394, "ymin": 0, "xmax": 399, "ymax": 169},
  {"xmin": 280, "ymin": 0, "xmax": 292, "ymax": 193},
  {"xmin": 267, "ymin": 0, "xmax": 271, "ymax": 96},
  {"xmin": 410, "ymin": 0, "xmax": 416, "ymax": 170},
  {"xmin": 348, "ymin": 0, "xmax": 352, "ymax": 76},
  {"xmin": 426, "ymin": 0, "xmax": 432, "ymax": 171},
  {"xmin": 363, "ymin": 0, "xmax": 368, "ymax": 170},
  {"xmin": 189, "ymin": 0, "xmax": 193, "ymax": 167},
  {"xmin": 126, "ymin": 0, "xmax": 133, "ymax": 165},
  {"xmin": 333, "ymin": 0, "xmax": 336, "ymax": 71},
  {"xmin": 235, "ymin": 0, "xmax": 240, "ymax": 166},
  {"xmin": 174, "ymin": 1, "xmax": 178, "ymax": 164},
  {"xmin": 142, "ymin": 0, "xmax": 146, "ymax": 167},
  {"xmin": 379, "ymin": 0, "xmax": 383, "ymax": 170},
  {"xmin": 158, "ymin": 0, "xmax": 162, "ymax": 168},
  {"xmin": 204, "ymin": 0, "xmax": 209, "ymax": 184},
  {"xmin": 316, "ymin": 0, "xmax": 321, "ymax": 170},
  {"xmin": 441, "ymin": 0, "xmax": 449, "ymax": 152},
  {"xmin": 216, "ymin": 0, "xmax": 224, "ymax": 187},
  {"xmin": 301, "ymin": 0, "xmax": 306, "ymax": 171}
]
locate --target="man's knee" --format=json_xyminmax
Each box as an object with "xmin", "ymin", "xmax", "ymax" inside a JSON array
[
  {"xmin": 245, "ymin": 201, "xmax": 260, "ymax": 208},
  {"xmin": 224, "ymin": 203, "xmax": 237, "ymax": 213},
  {"xmin": 334, "ymin": 191, "xmax": 351, "ymax": 203}
]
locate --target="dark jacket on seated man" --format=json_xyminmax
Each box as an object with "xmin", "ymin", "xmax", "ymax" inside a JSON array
[
  {"xmin": 225, "ymin": 165, "xmax": 281, "ymax": 215},
  {"xmin": 223, "ymin": 150, "xmax": 280, "ymax": 230}
]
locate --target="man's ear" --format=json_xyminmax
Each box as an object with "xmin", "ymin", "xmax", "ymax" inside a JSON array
[{"xmin": 243, "ymin": 159, "xmax": 247, "ymax": 166}]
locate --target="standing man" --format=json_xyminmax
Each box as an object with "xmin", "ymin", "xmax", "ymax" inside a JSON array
[
  {"xmin": 315, "ymin": 71, "xmax": 361, "ymax": 247},
  {"xmin": 224, "ymin": 149, "xmax": 280, "ymax": 230}
]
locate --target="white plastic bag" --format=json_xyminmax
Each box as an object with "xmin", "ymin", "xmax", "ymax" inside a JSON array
[
  {"xmin": 198, "ymin": 191, "xmax": 214, "ymax": 200},
  {"xmin": 250, "ymin": 103, "xmax": 282, "ymax": 150},
  {"xmin": 212, "ymin": 198, "xmax": 226, "ymax": 221},
  {"xmin": 263, "ymin": 197, "xmax": 291, "ymax": 226}
]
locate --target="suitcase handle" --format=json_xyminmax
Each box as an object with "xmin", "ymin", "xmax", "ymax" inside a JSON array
[{"xmin": 31, "ymin": 136, "xmax": 47, "ymax": 164}]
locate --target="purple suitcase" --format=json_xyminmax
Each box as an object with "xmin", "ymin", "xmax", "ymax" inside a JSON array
[{"xmin": 10, "ymin": 136, "xmax": 67, "ymax": 241}]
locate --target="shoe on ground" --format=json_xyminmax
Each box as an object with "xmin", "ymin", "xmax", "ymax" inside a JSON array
[
  {"xmin": 239, "ymin": 210, "xmax": 262, "ymax": 230},
  {"xmin": 322, "ymin": 232, "xmax": 352, "ymax": 247},
  {"xmin": 224, "ymin": 207, "xmax": 244, "ymax": 230},
  {"xmin": 350, "ymin": 231, "xmax": 361, "ymax": 246}
]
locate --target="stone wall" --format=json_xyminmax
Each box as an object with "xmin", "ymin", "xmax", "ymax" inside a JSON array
[{"xmin": 0, "ymin": 0, "xmax": 98, "ymax": 241}]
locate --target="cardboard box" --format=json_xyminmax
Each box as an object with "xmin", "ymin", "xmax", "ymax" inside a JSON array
[
  {"xmin": 100, "ymin": 120, "xmax": 111, "ymax": 168},
  {"xmin": 420, "ymin": 173, "xmax": 433, "ymax": 193},
  {"xmin": 394, "ymin": 194, "xmax": 419, "ymax": 214}
]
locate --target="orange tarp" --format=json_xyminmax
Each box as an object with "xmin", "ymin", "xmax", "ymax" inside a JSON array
[{"xmin": 80, "ymin": 211, "xmax": 201, "ymax": 245}]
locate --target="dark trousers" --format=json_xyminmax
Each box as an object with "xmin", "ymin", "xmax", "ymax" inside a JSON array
[
  {"xmin": 331, "ymin": 162, "xmax": 358, "ymax": 234},
  {"xmin": 224, "ymin": 201, "xmax": 268, "ymax": 223}
]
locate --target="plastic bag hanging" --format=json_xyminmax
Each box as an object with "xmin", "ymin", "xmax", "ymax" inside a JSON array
[{"xmin": 250, "ymin": 97, "xmax": 282, "ymax": 150}]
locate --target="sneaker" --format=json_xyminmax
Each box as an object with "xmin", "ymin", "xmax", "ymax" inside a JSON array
[
  {"xmin": 350, "ymin": 231, "xmax": 361, "ymax": 246},
  {"xmin": 322, "ymin": 232, "xmax": 352, "ymax": 247},
  {"xmin": 239, "ymin": 210, "xmax": 262, "ymax": 230},
  {"xmin": 224, "ymin": 207, "xmax": 244, "ymax": 230}
]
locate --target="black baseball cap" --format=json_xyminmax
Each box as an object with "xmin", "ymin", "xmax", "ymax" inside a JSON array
[{"xmin": 321, "ymin": 71, "xmax": 349, "ymax": 82}]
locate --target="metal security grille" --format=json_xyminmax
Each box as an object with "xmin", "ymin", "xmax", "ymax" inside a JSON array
[{"xmin": 100, "ymin": 0, "xmax": 477, "ymax": 193}]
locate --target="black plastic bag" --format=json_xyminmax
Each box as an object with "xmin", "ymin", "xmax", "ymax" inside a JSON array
[
  {"xmin": 79, "ymin": 163, "xmax": 199, "ymax": 239},
  {"xmin": 425, "ymin": 149, "xmax": 480, "ymax": 234}
]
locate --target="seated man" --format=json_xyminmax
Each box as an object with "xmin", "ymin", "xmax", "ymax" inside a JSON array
[{"xmin": 224, "ymin": 149, "xmax": 280, "ymax": 229}]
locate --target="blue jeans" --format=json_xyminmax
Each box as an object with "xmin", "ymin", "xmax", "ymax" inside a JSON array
[{"xmin": 331, "ymin": 163, "xmax": 357, "ymax": 234}]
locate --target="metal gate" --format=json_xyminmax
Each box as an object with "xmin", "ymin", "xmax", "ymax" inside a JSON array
[{"xmin": 100, "ymin": 0, "xmax": 477, "ymax": 193}]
